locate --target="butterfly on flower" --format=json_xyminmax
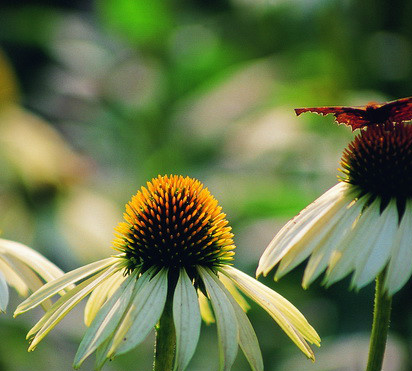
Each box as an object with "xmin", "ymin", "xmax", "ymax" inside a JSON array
[{"xmin": 295, "ymin": 96, "xmax": 412, "ymax": 130}]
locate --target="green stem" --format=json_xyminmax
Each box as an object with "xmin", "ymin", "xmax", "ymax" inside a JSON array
[
  {"xmin": 153, "ymin": 293, "xmax": 176, "ymax": 371},
  {"xmin": 365, "ymin": 271, "xmax": 392, "ymax": 371}
]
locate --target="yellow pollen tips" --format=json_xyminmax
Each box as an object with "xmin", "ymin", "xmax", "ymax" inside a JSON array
[{"xmin": 113, "ymin": 175, "xmax": 236, "ymax": 272}]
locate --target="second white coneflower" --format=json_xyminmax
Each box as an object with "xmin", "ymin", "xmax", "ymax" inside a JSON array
[
  {"xmin": 258, "ymin": 121, "xmax": 412, "ymax": 371},
  {"xmin": 15, "ymin": 175, "xmax": 319, "ymax": 371},
  {"xmin": 257, "ymin": 123, "xmax": 412, "ymax": 294}
]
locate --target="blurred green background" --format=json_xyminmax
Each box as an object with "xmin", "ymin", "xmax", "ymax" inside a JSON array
[{"xmin": 0, "ymin": 0, "xmax": 411, "ymax": 370}]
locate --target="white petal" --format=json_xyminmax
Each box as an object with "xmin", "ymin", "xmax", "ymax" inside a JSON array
[
  {"xmin": 275, "ymin": 191, "xmax": 354, "ymax": 279},
  {"xmin": 0, "ymin": 253, "xmax": 54, "ymax": 310},
  {"xmin": 93, "ymin": 269, "xmax": 158, "ymax": 370},
  {"xmin": 224, "ymin": 285, "xmax": 263, "ymax": 371},
  {"xmin": 173, "ymin": 269, "xmax": 201, "ymax": 371},
  {"xmin": 74, "ymin": 270, "xmax": 138, "ymax": 368},
  {"xmin": 352, "ymin": 199, "xmax": 399, "ymax": 289},
  {"xmin": 15, "ymin": 257, "xmax": 118, "ymax": 316},
  {"xmin": 0, "ymin": 256, "xmax": 28, "ymax": 297},
  {"xmin": 324, "ymin": 198, "xmax": 381, "ymax": 287},
  {"xmin": 223, "ymin": 266, "xmax": 320, "ymax": 344},
  {"xmin": 28, "ymin": 263, "xmax": 122, "ymax": 350},
  {"xmin": 94, "ymin": 337, "xmax": 113, "ymax": 370},
  {"xmin": 108, "ymin": 269, "xmax": 168, "ymax": 357},
  {"xmin": 84, "ymin": 270, "xmax": 126, "ymax": 326},
  {"xmin": 220, "ymin": 266, "xmax": 319, "ymax": 360},
  {"xmin": 385, "ymin": 200, "xmax": 412, "ymax": 295},
  {"xmin": 198, "ymin": 290, "xmax": 215, "ymax": 324},
  {"xmin": 219, "ymin": 273, "xmax": 250, "ymax": 312},
  {"xmin": 257, "ymin": 183, "xmax": 349, "ymax": 277},
  {"xmin": 0, "ymin": 270, "xmax": 9, "ymax": 313},
  {"xmin": 1, "ymin": 252, "xmax": 44, "ymax": 290},
  {"xmin": 0, "ymin": 238, "xmax": 64, "ymax": 282},
  {"xmin": 302, "ymin": 197, "xmax": 366, "ymax": 288},
  {"xmin": 98, "ymin": 269, "xmax": 155, "ymax": 359},
  {"xmin": 198, "ymin": 266, "xmax": 238, "ymax": 371}
]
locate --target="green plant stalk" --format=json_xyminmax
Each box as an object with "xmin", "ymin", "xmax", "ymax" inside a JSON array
[
  {"xmin": 153, "ymin": 294, "xmax": 176, "ymax": 371},
  {"xmin": 365, "ymin": 270, "xmax": 392, "ymax": 371}
]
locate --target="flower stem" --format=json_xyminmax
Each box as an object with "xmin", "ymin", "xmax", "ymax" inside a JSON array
[
  {"xmin": 153, "ymin": 292, "xmax": 176, "ymax": 371},
  {"xmin": 366, "ymin": 270, "xmax": 392, "ymax": 371}
]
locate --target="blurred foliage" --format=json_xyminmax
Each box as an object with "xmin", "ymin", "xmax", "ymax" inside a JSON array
[{"xmin": 0, "ymin": 0, "xmax": 411, "ymax": 370}]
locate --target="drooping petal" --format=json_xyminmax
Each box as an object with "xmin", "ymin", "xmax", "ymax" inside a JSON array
[
  {"xmin": 173, "ymin": 269, "xmax": 201, "ymax": 371},
  {"xmin": 84, "ymin": 270, "xmax": 126, "ymax": 326},
  {"xmin": 220, "ymin": 266, "xmax": 319, "ymax": 360},
  {"xmin": 94, "ymin": 336, "xmax": 113, "ymax": 370},
  {"xmin": 236, "ymin": 266, "xmax": 320, "ymax": 346},
  {"xmin": 93, "ymin": 269, "xmax": 158, "ymax": 371},
  {"xmin": 0, "ymin": 256, "xmax": 29, "ymax": 297},
  {"xmin": 385, "ymin": 199, "xmax": 412, "ymax": 295},
  {"xmin": 15, "ymin": 257, "xmax": 119, "ymax": 316},
  {"xmin": 302, "ymin": 197, "xmax": 366, "ymax": 288},
  {"xmin": 107, "ymin": 268, "xmax": 168, "ymax": 358},
  {"xmin": 73, "ymin": 270, "xmax": 139, "ymax": 368},
  {"xmin": 0, "ymin": 238, "xmax": 64, "ymax": 282},
  {"xmin": 275, "ymin": 192, "xmax": 355, "ymax": 280},
  {"xmin": 1, "ymin": 253, "xmax": 55, "ymax": 310},
  {"xmin": 219, "ymin": 273, "xmax": 250, "ymax": 312},
  {"xmin": 324, "ymin": 197, "xmax": 382, "ymax": 287},
  {"xmin": 257, "ymin": 183, "xmax": 350, "ymax": 277},
  {"xmin": 0, "ymin": 270, "xmax": 9, "ymax": 313},
  {"xmin": 198, "ymin": 290, "xmax": 215, "ymax": 324},
  {"xmin": 223, "ymin": 284, "xmax": 263, "ymax": 371},
  {"xmin": 352, "ymin": 199, "xmax": 399, "ymax": 289},
  {"xmin": 198, "ymin": 266, "xmax": 238, "ymax": 371},
  {"xmin": 27, "ymin": 263, "xmax": 122, "ymax": 350}
]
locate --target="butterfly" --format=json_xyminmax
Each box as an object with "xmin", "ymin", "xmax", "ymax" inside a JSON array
[{"xmin": 294, "ymin": 96, "xmax": 412, "ymax": 131}]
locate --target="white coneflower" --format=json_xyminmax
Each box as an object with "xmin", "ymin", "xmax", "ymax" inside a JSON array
[
  {"xmin": 258, "ymin": 120, "xmax": 412, "ymax": 371},
  {"xmin": 257, "ymin": 123, "xmax": 412, "ymax": 295},
  {"xmin": 0, "ymin": 238, "xmax": 64, "ymax": 312},
  {"xmin": 15, "ymin": 175, "xmax": 319, "ymax": 371}
]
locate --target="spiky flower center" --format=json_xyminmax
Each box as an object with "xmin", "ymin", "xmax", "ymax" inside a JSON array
[
  {"xmin": 340, "ymin": 123, "xmax": 412, "ymax": 213},
  {"xmin": 113, "ymin": 175, "xmax": 235, "ymax": 275}
]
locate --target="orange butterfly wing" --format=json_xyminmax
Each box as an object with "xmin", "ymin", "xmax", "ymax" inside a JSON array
[
  {"xmin": 295, "ymin": 96, "xmax": 412, "ymax": 130},
  {"xmin": 380, "ymin": 96, "xmax": 412, "ymax": 123},
  {"xmin": 294, "ymin": 106, "xmax": 369, "ymax": 130}
]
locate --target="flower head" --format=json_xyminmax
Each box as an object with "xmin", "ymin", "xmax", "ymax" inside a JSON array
[
  {"xmin": 113, "ymin": 175, "xmax": 234, "ymax": 278},
  {"xmin": 15, "ymin": 175, "xmax": 319, "ymax": 371},
  {"xmin": 340, "ymin": 123, "xmax": 412, "ymax": 213},
  {"xmin": 257, "ymin": 123, "xmax": 412, "ymax": 295},
  {"xmin": 0, "ymin": 238, "xmax": 64, "ymax": 313}
]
